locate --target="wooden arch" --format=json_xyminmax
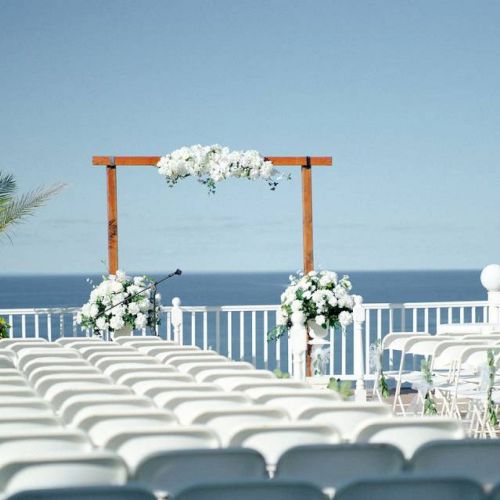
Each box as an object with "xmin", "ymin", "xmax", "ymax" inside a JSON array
[{"xmin": 92, "ymin": 155, "xmax": 333, "ymax": 276}]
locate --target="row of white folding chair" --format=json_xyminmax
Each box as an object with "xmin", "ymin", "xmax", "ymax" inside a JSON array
[
  {"xmin": 382, "ymin": 333, "xmax": 498, "ymax": 414},
  {"xmin": 0, "ymin": 341, "xmax": 129, "ymax": 497}
]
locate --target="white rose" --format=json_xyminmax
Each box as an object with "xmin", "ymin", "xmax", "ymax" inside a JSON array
[
  {"xmin": 116, "ymin": 270, "xmax": 127, "ymax": 281},
  {"xmin": 328, "ymin": 296, "xmax": 338, "ymax": 307},
  {"xmin": 96, "ymin": 316, "xmax": 108, "ymax": 331},
  {"xmin": 76, "ymin": 312, "xmax": 83, "ymax": 324},
  {"xmin": 135, "ymin": 313, "xmax": 147, "ymax": 329},
  {"xmin": 339, "ymin": 311, "xmax": 353, "ymax": 327},
  {"xmin": 139, "ymin": 299, "xmax": 151, "ymax": 311},
  {"xmin": 81, "ymin": 303, "xmax": 91, "ymax": 317},
  {"xmin": 89, "ymin": 304, "xmax": 99, "ymax": 318},
  {"xmin": 128, "ymin": 302, "xmax": 140, "ymax": 315},
  {"xmin": 315, "ymin": 314, "xmax": 326, "ymax": 326},
  {"xmin": 109, "ymin": 315, "xmax": 125, "ymax": 330},
  {"xmin": 111, "ymin": 281, "xmax": 124, "ymax": 293},
  {"xmin": 303, "ymin": 290, "xmax": 312, "ymax": 300},
  {"xmin": 291, "ymin": 300, "xmax": 302, "ymax": 312}
]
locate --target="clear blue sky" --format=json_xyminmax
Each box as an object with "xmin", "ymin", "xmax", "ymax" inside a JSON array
[{"xmin": 1, "ymin": 0, "xmax": 499, "ymax": 274}]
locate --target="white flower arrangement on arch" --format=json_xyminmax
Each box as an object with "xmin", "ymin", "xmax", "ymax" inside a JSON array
[
  {"xmin": 268, "ymin": 270, "xmax": 354, "ymax": 341},
  {"xmin": 77, "ymin": 270, "xmax": 161, "ymax": 336},
  {"xmin": 157, "ymin": 144, "xmax": 287, "ymax": 193}
]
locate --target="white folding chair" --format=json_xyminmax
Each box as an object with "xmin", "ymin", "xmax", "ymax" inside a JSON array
[
  {"xmin": 103, "ymin": 364, "xmax": 177, "ymax": 382},
  {"xmin": 231, "ymin": 380, "xmax": 311, "ymax": 393},
  {"xmin": 191, "ymin": 407, "xmax": 290, "ymax": 446},
  {"xmin": 166, "ymin": 393, "xmax": 252, "ymax": 424},
  {"xmin": 60, "ymin": 394, "xmax": 154, "ymax": 424},
  {"xmin": 228, "ymin": 423, "xmax": 341, "ymax": 470},
  {"xmin": 0, "ymin": 414, "xmax": 61, "ymax": 432},
  {"xmin": 99, "ymin": 426, "xmax": 219, "ymax": 473},
  {"xmin": 113, "ymin": 335, "xmax": 166, "ymax": 345},
  {"xmin": 197, "ymin": 369, "xmax": 275, "ymax": 386},
  {"xmin": 296, "ymin": 402, "xmax": 393, "ymax": 441},
  {"xmin": 115, "ymin": 371, "xmax": 193, "ymax": 387},
  {"xmin": 35, "ymin": 374, "xmax": 113, "ymax": 395},
  {"xmin": 166, "ymin": 354, "xmax": 228, "ymax": 368},
  {"xmin": 55, "ymin": 337, "xmax": 102, "ymax": 346},
  {"xmin": 0, "ymin": 354, "xmax": 15, "ymax": 369},
  {"xmin": 139, "ymin": 345, "xmax": 200, "ymax": 359},
  {"xmin": 0, "ymin": 429, "xmax": 92, "ymax": 457},
  {"xmin": 353, "ymin": 417, "xmax": 465, "ymax": 459},
  {"xmin": 23, "ymin": 358, "xmax": 91, "ymax": 378},
  {"xmin": 0, "ymin": 398, "xmax": 52, "ymax": 416},
  {"xmin": 18, "ymin": 349, "xmax": 81, "ymax": 371},
  {"xmin": 134, "ymin": 381, "xmax": 218, "ymax": 400},
  {"xmin": 28, "ymin": 366, "xmax": 101, "ymax": 385},
  {"xmin": 0, "ymin": 452, "xmax": 127, "ymax": 497},
  {"xmin": 73, "ymin": 408, "xmax": 177, "ymax": 434},
  {"xmin": 0, "ymin": 338, "xmax": 48, "ymax": 348},
  {"xmin": 94, "ymin": 356, "xmax": 160, "ymax": 372},
  {"xmin": 250, "ymin": 390, "xmax": 342, "ymax": 418},
  {"xmin": 181, "ymin": 362, "xmax": 255, "ymax": 379},
  {"xmin": 44, "ymin": 383, "xmax": 132, "ymax": 410}
]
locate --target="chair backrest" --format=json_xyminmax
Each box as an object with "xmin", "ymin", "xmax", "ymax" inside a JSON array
[
  {"xmin": 142, "ymin": 382, "xmax": 219, "ymax": 401},
  {"xmin": 191, "ymin": 407, "xmax": 290, "ymax": 445},
  {"xmin": 0, "ymin": 429, "xmax": 91, "ymax": 458},
  {"xmin": 0, "ymin": 339, "xmax": 47, "ymax": 348},
  {"xmin": 228, "ymin": 423, "xmax": 341, "ymax": 468},
  {"xmin": 101, "ymin": 425, "xmax": 220, "ymax": 472},
  {"xmin": 140, "ymin": 345, "xmax": 200, "ymax": 358},
  {"xmin": 0, "ymin": 452, "xmax": 128, "ymax": 497},
  {"xmin": 296, "ymin": 402, "xmax": 393, "ymax": 440},
  {"xmin": 233, "ymin": 380, "xmax": 309, "ymax": 392},
  {"xmin": 23, "ymin": 359, "xmax": 90, "ymax": 378},
  {"xmin": 116, "ymin": 372, "xmax": 193, "ymax": 387},
  {"xmin": 275, "ymin": 443, "xmax": 405, "ymax": 492},
  {"xmin": 60, "ymin": 395, "xmax": 153, "ymax": 424},
  {"xmin": 104, "ymin": 364, "xmax": 176, "ymax": 381},
  {"xmin": 46, "ymin": 385, "xmax": 132, "ymax": 410},
  {"xmin": 133, "ymin": 448, "xmax": 267, "ymax": 496},
  {"xmin": 334, "ymin": 476, "xmax": 485, "ymax": 500},
  {"xmin": 6, "ymin": 485, "xmax": 156, "ymax": 500},
  {"xmin": 382, "ymin": 332, "xmax": 429, "ymax": 350},
  {"xmin": 166, "ymin": 353, "xmax": 226, "ymax": 366},
  {"xmin": 55, "ymin": 337, "xmax": 102, "ymax": 346},
  {"xmin": 431, "ymin": 341, "xmax": 487, "ymax": 369},
  {"xmin": 0, "ymin": 355, "xmax": 15, "ymax": 369},
  {"xmin": 113, "ymin": 335, "xmax": 165, "ymax": 345},
  {"xmin": 436, "ymin": 323, "xmax": 488, "ymax": 335},
  {"xmin": 174, "ymin": 481, "xmax": 326, "ymax": 500},
  {"xmin": 410, "ymin": 439, "xmax": 500, "ymax": 487},
  {"xmin": 198, "ymin": 370, "xmax": 275, "ymax": 386},
  {"xmin": 167, "ymin": 393, "xmax": 250, "ymax": 424},
  {"xmin": 354, "ymin": 417, "xmax": 465, "ymax": 459}
]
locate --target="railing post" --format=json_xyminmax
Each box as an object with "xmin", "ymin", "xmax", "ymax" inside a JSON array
[
  {"xmin": 353, "ymin": 295, "xmax": 367, "ymax": 401},
  {"xmin": 481, "ymin": 265, "xmax": 500, "ymax": 324},
  {"xmin": 290, "ymin": 324, "xmax": 307, "ymax": 381},
  {"xmin": 171, "ymin": 297, "xmax": 183, "ymax": 344}
]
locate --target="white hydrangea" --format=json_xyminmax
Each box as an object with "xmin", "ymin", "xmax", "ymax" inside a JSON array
[
  {"xmin": 275, "ymin": 270, "xmax": 355, "ymax": 336},
  {"xmin": 77, "ymin": 270, "xmax": 162, "ymax": 335},
  {"xmin": 157, "ymin": 145, "xmax": 283, "ymax": 193}
]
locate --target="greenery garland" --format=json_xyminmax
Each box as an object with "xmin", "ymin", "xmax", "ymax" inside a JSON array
[
  {"xmin": 421, "ymin": 359, "xmax": 437, "ymax": 415},
  {"xmin": 486, "ymin": 349, "xmax": 498, "ymax": 427}
]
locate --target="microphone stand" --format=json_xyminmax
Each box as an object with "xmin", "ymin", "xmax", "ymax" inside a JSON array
[{"xmin": 94, "ymin": 269, "xmax": 182, "ymax": 339}]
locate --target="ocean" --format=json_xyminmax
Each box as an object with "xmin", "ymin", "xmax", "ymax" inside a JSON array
[{"xmin": 0, "ymin": 270, "xmax": 487, "ymax": 309}]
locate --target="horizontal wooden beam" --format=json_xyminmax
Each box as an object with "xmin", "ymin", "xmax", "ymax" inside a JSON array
[{"xmin": 92, "ymin": 155, "xmax": 333, "ymax": 167}]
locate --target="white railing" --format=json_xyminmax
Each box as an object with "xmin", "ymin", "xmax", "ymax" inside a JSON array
[{"xmin": 0, "ymin": 299, "xmax": 490, "ymax": 381}]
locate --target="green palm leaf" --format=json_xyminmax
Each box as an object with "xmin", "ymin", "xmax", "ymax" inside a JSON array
[{"xmin": 0, "ymin": 171, "xmax": 65, "ymax": 237}]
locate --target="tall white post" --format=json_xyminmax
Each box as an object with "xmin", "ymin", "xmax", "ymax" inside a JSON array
[
  {"xmin": 171, "ymin": 297, "xmax": 183, "ymax": 344},
  {"xmin": 290, "ymin": 324, "xmax": 307, "ymax": 381},
  {"xmin": 353, "ymin": 295, "xmax": 367, "ymax": 401},
  {"xmin": 480, "ymin": 265, "xmax": 500, "ymax": 324}
]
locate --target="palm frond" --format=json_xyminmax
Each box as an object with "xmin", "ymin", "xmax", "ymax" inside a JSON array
[
  {"xmin": 0, "ymin": 183, "xmax": 66, "ymax": 235},
  {"xmin": 0, "ymin": 172, "xmax": 16, "ymax": 207}
]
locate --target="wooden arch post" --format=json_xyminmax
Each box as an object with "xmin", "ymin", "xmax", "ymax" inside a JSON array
[{"xmin": 92, "ymin": 154, "xmax": 333, "ymax": 375}]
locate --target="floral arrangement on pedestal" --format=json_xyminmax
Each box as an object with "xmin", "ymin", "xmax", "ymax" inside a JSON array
[
  {"xmin": 77, "ymin": 270, "xmax": 161, "ymax": 337},
  {"xmin": 268, "ymin": 270, "xmax": 355, "ymax": 342},
  {"xmin": 157, "ymin": 145, "xmax": 287, "ymax": 193}
]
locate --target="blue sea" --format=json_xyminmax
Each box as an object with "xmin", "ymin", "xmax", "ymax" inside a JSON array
[{"xmin": 0, "ymin": 270, "xmax": 487, "ymax": 309}]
